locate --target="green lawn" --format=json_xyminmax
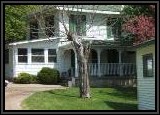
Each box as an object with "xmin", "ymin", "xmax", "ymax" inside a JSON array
[{"xmin": 22, "ymin": 87, "xmax": 137, "ymax": 110}]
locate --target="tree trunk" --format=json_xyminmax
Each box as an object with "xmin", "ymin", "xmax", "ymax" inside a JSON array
[
  {"xmin": 71, "ymin": 36, "xmax": 91, "ymax": 98},
  {"xmin": 78, "ymin": 57, "xmax": 90, "ymax": 98}
]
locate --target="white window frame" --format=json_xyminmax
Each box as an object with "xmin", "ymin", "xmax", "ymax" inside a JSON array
[
  {"xmin": 31, "ymin": 49, "xmax": 45, "ymax": 63},
  {"xmin": 18, "ymin": 48, "xmax": 28, "ymax": 63},
  {"xmin": 48, "ymin": 49, "xmax": 57, "ymax": 63}
]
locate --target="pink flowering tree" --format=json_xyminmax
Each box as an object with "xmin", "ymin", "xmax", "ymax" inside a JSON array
[{"xmin": 121, "ymin": 5, "xmax": 155, "ymax": 45}]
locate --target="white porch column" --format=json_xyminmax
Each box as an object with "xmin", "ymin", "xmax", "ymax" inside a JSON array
[
  {"xmin": 15, "ymin": 48, "xmax": 18, "ymax": 64},
  {"xmin": 96, "ymin": 49, "xmax": 101, "ymax": 77},
  {"xmin": 74, "ymin": 50, "xmax": 78, "ymax": 77},
  {"xmin": 118, "ymin": 50, "xmax": 123, "ymax": 76},
  {"xmin": 12, "ymin": 47, "xmax": 16, "ymax": 77}
]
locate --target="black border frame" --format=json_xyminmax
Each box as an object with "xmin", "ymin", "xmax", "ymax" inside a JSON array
[{"xmin": 1, "ymin": 0, "xmax": 159, "ymax": 114}]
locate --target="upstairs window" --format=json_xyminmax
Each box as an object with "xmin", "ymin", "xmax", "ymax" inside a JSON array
[
  {"xmin": 30, "ymin": 20, "xmax": 38, "ymax": 40},
  {"xmin": 69, "ymin": 15, "xmax": 86, "ymax": 36},
  {"xmin": 32, "ymin": 49, "xmax": 44, "ymax": 63},
  {"xmin": 143, "ymin": 53, "xmax": 153, "ymax": 77},
  {"xmin": 107, "ymin": 18, "xmax": 121, "ymax": 39},
  {"xmin": 48, "ymin": 49, "xmax": 57, "ymax": 63},
  {"xmin": 45, "ymin": 15, "xmax": 55, "ymax": 37},
  {"xmin": 18, "ymin": 48, "xmax": 28, "ymax": 63},
  {"xmin": 5, "ymin": 49, "xmax": 9, "ymax": 64}
]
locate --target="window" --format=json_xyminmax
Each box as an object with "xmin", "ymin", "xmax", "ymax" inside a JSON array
[
  {"xmin": 30, "ymin": 20, "xmax": 38, "ymax": 39},
  {"xmin": 107, "ymin": 18, "xmax": 121, "ymax": 39},
  {"xmin": 5, "ymin": 49, "xmax": 9, "ymax": 64},
  {"xmin": 48, "ymin": 49, "xmax": 57, "ymax": 63},
  {"xmin": 18, "ymin": 48, "xmax": 28, "ymax": 63},
  {"xmin": 45, "ymin": 15, "xmax": 55, "ymax": 37},
  {"xmin": 69, "ymin": 15, "xmax": 86, "ymax": 36},
  {"xmin": 32, "ymin": 49, "xmax": 44, "ymax": 62},
  {"xmin": 143, "ymin": 53, "xmax": 153, "ymax": 77}
]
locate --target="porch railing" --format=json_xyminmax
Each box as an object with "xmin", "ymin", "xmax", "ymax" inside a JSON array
[{"xmin": 88, "ymin": 63, "xmax": 136, "ymax": 76}]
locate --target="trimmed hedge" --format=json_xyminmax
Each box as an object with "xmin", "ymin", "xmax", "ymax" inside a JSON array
[
  {"xmin": 37, "ymin": 67, "xmax": 60, "ymax": 84},
  {"xmin": 13, "ymin": 73, "xmax": 38, "ymax": 84}
]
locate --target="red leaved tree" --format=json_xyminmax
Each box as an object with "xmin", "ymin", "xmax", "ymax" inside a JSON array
[{"xmin": 122, "ymin": 5, "xmax": 155, "ymax": 45}]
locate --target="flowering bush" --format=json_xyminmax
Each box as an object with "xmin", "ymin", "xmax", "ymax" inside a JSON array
[{"xmin": 122, "ymin": 15, "xmax": 155, "ymax": 45}]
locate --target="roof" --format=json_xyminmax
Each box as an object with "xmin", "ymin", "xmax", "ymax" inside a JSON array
[
  {"xmin": 133, "ymin": 38, "xmax": 155, "ymax": 48},
  {"xmin": 29, "ymin": 5, "xmax": 123, "ymax": 16},
  {"xmin": 57, "ymin": 5, "xmax": 123, "ymax": 12},
  {"xmin": 8, "ymin": 37, "xmax": 62, "ymax": 46},
  {"xmin": 56, "ymin": 5, "xmax": 122, "ymax": 14}
]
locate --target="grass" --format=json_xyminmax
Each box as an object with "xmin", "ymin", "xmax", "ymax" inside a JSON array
[{"xmin": 22, "ymin": 87, "xmax": 137, "ymax": 110}]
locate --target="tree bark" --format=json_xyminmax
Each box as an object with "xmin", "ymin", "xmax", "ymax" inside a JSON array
[
  {"xmin": 78, "ymin": 56, "xmax": 90, "ymax": 98},
  {"xmin": 71, "ymin": 37, "xmax": 91, "ymax": 98}
]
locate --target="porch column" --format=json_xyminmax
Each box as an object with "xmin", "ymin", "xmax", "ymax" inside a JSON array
[
  {"xmin": 97, "ymin": 49, "xmax": 101, "ymax": 77},
  {"xmin": 118, "ymin": 50, "xmax": 123, "ymax": 76},
  {"xmin": 12, "ymin": 47, "xmax": 16, "ymax": 77},
  {"xmin": 15, "ymin": 48, "xmax": 18, "ymax": 64}
]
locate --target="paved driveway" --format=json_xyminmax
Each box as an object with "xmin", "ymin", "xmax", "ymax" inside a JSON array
[{"xmin": 5, "ymin": 83, "xmax": 66, "ymax": 110}]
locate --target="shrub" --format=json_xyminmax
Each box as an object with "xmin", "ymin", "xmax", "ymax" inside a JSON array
[
  {"xmin": 30, "ymin": 75, "xmax": 39, "ymax": 84},
  {"xmin": 37, "ymin": 67, "xmax": 60, "ymax": 84},
  {"xmin": 13, "ymin": 73, "xmax": 38, "ymax": 84}
]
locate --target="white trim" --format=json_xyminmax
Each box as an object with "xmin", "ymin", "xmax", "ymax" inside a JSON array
[
  {"xmin": 9, "ymin": 37, "xmax": 62, "ymax": 46},
  {"xmin": 8, "ymin": 36, "xmax": 108, "ymax": 46},
  {"xmin": 28, "ymin": 48, "xmax": 31, "ymax": 64},
  {"xmin": 56, "ymin": 6, "xmax": 121, "ymax": 14},
  {"xmin": 44, "ymin": 48, "xmax": 48, "ymax": 64}
]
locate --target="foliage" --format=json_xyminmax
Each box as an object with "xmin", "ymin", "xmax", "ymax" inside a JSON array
[
  {"xmin": 37, "ymin": 67, "xmax": 60, "ymax": 84},
  {"xmin": 121, "ymin": 5, "xmax": 155, "ymax": 45},
  {"xmin": 122, "ymin": 5, "xmax": 155, "ymax": 17},
  {"xmin": 5, "ymin": 5, "xmax": 38, "ymax": 43},
  {"xmin": 119, "ymin": 31, "xmax": 135, "ymax": 46},
  {"xmin": 122, "ymin": 15, "xmax": 155, "ymax": 45},
  {"xmin": 13, "ymin": 73, "xmax": 38, "ymax": 84},
  {"xmin": 22, "ymin": 87, "xmax": 137, "ymax": 110}
]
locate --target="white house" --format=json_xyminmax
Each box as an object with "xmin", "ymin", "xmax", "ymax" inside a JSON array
[
  {"xmin": 136, "ymin": 39, "xmax": 155, "ymax": 110},
  {"xmin": 5, "ymin": 5, "xmax": 136, "ymax": 82}
]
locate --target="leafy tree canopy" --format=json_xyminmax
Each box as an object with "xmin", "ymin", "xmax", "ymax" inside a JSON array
[{"xmin": 5, "ymin": 5, "xmax": 37, "ymax": 43}]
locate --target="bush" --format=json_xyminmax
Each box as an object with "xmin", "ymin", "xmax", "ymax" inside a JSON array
[
  {"xmin": 30, "ymin": 75, "xmax": 39, "ymax": 84},
  {"xmin": 37, "ymin": 67, "xmax": 60, "ymax": 84},
  {"xmin": 13, "ymin": 73, "xmax": 38, "ymax": 84}
]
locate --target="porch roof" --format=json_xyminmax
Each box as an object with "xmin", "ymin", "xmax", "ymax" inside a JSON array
[
  {"xmin": 91, "ymin": 40, "xmax": 133, "ymax": 48},
  {"xmin": 8, "ymin": 37, "xmax": 63, "ymax": 46}
]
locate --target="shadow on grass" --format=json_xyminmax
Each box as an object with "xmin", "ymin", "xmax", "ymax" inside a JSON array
[
  {"xmin": 98, "ymin": 87, "xmax": 137, "ymax": 100},
  {"xmin": 105, "ymin": 101, "xmax": 138, "ymax": 110},
  {"xmin": 45, "ymin": 90, "xmax": 79, "ymax": 98}
]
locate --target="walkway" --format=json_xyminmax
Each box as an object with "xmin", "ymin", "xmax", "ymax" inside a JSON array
[{"xmin": 5, "ymin": 83, "xmax": 66, "ymax": 110}]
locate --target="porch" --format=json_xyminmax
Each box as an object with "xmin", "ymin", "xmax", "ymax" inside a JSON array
[
  {"xmin": 60, "ymin": 48, "xmax": 136, "ymax": 78},
  {"xmin": 88, "ymin": 63, "xmax": 136, "ymax": 77}
]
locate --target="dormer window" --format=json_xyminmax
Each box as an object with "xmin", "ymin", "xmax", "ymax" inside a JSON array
[
  {"xmin": 69, "ymin": 15, "xmax": 86, "ymax": 36},
  {"xmin": 45, "ymin": 15, "xmax": 55, "ymax": 37},
  {"xmin": 30, "ymin": 19, "xmax": 38, "ymax": 40},
  {"xmin": 107, "ymin": 18, "xmax": 121, "ymax": 40}
]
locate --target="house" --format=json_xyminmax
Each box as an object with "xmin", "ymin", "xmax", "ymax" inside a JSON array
[
  {"xmin": 5, "ymin": 5, "xmax": 136, "ymax": 86},
  {"xmin": 135, "ymin": 38, "xmax": 155, "ymax": 110}
]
